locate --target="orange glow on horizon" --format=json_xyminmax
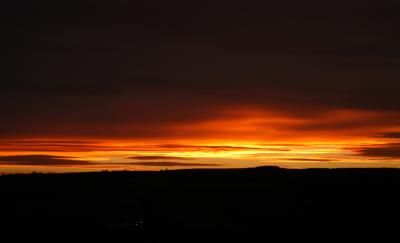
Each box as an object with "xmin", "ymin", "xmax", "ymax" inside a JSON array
[{"xmin": 1, "ymin": 107, "xmax": 400, "ymax": 173}]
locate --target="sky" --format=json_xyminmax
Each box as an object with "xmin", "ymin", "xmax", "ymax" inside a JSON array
[{"xmin": 1, "ymin": 0, "xmax": 400, "ymax": 173}]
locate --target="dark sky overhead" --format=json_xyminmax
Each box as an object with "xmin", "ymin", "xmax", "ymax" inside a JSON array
[{"xmin": 1, "ymin": 0, "xmax": 400, "ymax": 172}]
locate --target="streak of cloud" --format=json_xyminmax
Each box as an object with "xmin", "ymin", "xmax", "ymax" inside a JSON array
[
  {"xmin": 284, "ymin": 158, "xmax": 337, "ymax": 162},
  {"xmin": 0, "ymin": 155, "xmax": 92, "ymax": 166},
  {"xmin": 118, "ymin": 161, "xmax": 220, "ymax": 167},
  {"xmin": 353, "ymin": 144, "xmax": 400, "ymax": 159},
  {"xmin": 128, "ymin": 156, "xmax": 194, "ymax": 160}
]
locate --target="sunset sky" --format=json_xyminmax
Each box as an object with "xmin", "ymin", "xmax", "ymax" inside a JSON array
[{"xmin": 1, "ymin": 0, "xmax": 400, "ymax": 173}]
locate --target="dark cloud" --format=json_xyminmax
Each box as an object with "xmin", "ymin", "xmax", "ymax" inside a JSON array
[
  {"xmin": 121, "ymin": 161, "xmax": 220, "ymax": 167},
  {"xmin": 128, "ymin": 156, "xmax": 194, "ymax": 160},
  {"xmin": 354, "ymin": 144, "xmax": 400, "ymax": 159},
  {"xmin": 0, "ymin": 155, "xmax": 92, "ymax": 166},
  {"xmin": 0, "ymin": 154, "xmax": 218, "ymax": 168},
  {"xmin": 379, "ymin": 132, "xmax": 400, "ymax": 138},
  {"xmin": 1, "ymin": 0, "xmax": 399, "ymax": 139},
  {"xmin": 0, "ymin": 141, "xmax": 265, "ymax": 153},
  {"xmin": 281, "ymin": 111, "xmax": 400, "ymax": 132},
  {"xmin": 0, "ymin": 140, "xmax": 113, "ymax": 152}
]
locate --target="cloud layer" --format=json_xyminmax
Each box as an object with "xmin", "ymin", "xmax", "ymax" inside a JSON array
[
  {"xmin": 1, "ymin": 1, "xmax": 400, "ymax": 171},
  {"xmin": 0, "ymin": 155, "xmax": 91, "ymax": 166},
  {"xmin": 122, "ymin": 162, "xmax": 220, "ymax": 167},
  {"xmin": 355, "ymin": 144, "xmax": 400, "ymax": 159},
  {"xmin": 128, "ymin": 156, "xmax": 193, "ymax": 160},
  {"xmin": 1, "ymin": 0, "xmax": 399, "ymax": 141}
]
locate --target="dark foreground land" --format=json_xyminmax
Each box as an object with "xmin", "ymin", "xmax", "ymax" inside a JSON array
[{"xmin": 1, "ymin": 167, "xmax": 400, "ymax": 242}]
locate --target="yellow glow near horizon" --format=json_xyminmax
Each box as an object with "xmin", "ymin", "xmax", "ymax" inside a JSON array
[{"xmin": 1, "ymin": 108, "xmax": 400, "ymax": 172}]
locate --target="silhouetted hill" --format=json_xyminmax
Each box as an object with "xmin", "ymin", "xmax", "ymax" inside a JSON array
[{"xmin": 1, "ymin": 168, "xmax": 400, "ymax": 242}]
